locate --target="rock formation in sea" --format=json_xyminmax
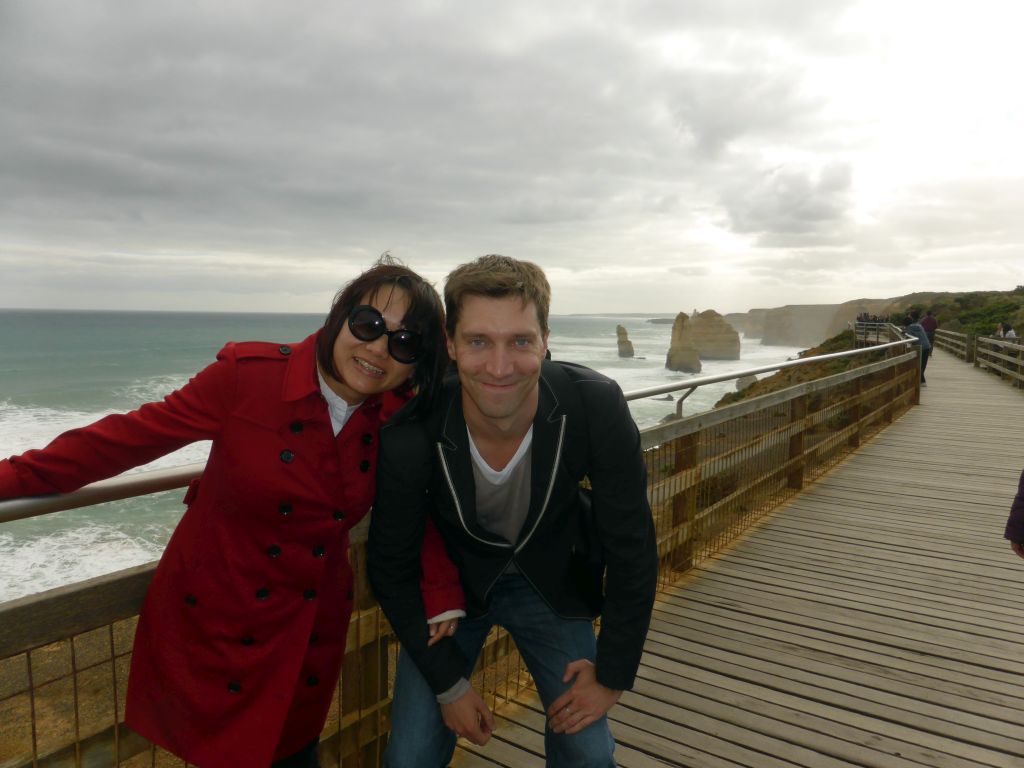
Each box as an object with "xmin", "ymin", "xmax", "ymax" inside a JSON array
[
  {"xmin": 616, "ymin": 325, "xmax": 635, "ymax": 358},
  {"xmin": 665, "ymin": 313, "xmax": 701, "ymax": 373},
  {"xmin": 690, "ymin": 310, "xmax": 740, "ymax": 360}
]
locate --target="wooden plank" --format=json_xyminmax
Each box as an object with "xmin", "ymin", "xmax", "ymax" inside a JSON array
[
  {"xmin": 647, "ymin": 604, "xmax": 1024, "ymax": 714},
  {"xmin": 640, "ymin": 633, "xmax": 1021, "ymax": 766},
  {"xmin": 643, "ymin": 616, "xmax": 1024, "ymax": 729},
  {"xmin": 633, "ymin": 654, "xmax": 997, "ymax": 768}
]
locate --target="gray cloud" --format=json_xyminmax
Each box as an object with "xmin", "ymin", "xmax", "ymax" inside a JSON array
[
  {"xmin": 0, "ymin": 0, "xmax": 1020, "ymax": 314},
  {"xmin": 672, "ymin": 68, "xmax": 823, "ymax": 156},
  {"xmin": 719, "ymin": 161, "xmax": 854, "ymax": 245}
]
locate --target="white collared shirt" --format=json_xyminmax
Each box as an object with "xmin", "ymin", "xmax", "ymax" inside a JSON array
[{"xmin": 317, "ymin": 369, "xmax": 363, "ymax": 436}]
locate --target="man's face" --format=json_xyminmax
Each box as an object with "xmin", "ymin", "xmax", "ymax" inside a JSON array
[{"xmin": 447, "ymin": 294, "xmax": 549, "ymax": 427}]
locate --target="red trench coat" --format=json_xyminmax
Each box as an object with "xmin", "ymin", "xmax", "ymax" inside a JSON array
[{"xmin": 0, "ymin": 332, "xmax": 462, "ymax": 767}]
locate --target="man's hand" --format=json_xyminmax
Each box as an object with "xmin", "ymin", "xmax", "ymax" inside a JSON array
[
  {"xmin": 1012, "ymin": 541, "xmax": 1024, "ymax": 560},
  {"xmin": 546, "ymin": 659, "xmax": 621, "ymax": 735},
  {"xmin": 441, "ymin": 686, "xmax": 494, "ymax": 745},
  {"xmin": 426, "ymin": 618, "xmax": 460, "ymax": 647}
]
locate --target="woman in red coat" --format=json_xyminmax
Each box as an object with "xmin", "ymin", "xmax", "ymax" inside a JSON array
[{"xmin": 0, "ymin": 259, "xmax": 463, "ymax": 767}]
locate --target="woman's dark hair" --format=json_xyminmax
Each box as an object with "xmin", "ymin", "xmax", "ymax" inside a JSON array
[{"xmin": 317, "ymin": 255, "xmax": 446, "ymax": 420}]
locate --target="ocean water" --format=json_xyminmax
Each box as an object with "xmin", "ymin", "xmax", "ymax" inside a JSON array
[{"xmin": 0, "ymin": 309, "xmax": 802, "ymax": 601}]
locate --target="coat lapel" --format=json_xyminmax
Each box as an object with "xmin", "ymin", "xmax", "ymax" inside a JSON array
[
  {"xmin": 437, "ymin": 387, "xmax": 506, "ymax": 546},
  {"xmin": 517, "ymin": 371, "xmax": 565, "ymax": 549}
]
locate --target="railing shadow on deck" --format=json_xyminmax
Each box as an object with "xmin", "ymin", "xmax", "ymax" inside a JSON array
[{"xmin": 0, "ymin": 338, "xmax": 921, "ymax": 768}]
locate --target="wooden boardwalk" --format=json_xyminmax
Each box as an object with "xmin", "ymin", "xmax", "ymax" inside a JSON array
[{"xmin": 454, "ymin": 350, "xmax": 1024, "ymax": 767}]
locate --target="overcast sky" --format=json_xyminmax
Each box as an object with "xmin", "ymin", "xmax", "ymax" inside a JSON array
[{"xmin": 1, "ymin": 0, "xmax": 1022, "ymax": 315}]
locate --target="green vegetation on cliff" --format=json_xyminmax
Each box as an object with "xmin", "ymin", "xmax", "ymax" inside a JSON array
[
  {"xmin": 889, "ymin": 286, "xmax": 1024, "ymax": 337},
  {"xmin": 715, "ymin": 330, "xmax": 887, "ymax": 407}
]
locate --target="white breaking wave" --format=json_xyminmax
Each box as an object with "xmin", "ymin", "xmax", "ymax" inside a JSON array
[
  {"xmin": 111, "ymin": 374, "xmax": 193, "ymax": 406},
  {"xmin": 0, "ymin": 399, "xmax": 211, "ymax": 471},
  {"xmin": 0, "ymin": 523, "xmax": 167, "ymax": 602}
]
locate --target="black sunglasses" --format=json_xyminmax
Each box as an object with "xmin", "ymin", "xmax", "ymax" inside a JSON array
[{"xmin": 347, "ymin": 305, "xmax": 423, "ymax": 364}]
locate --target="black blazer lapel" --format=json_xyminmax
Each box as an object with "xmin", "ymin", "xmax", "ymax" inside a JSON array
[
  {"xmin": 436, "ymin": 386, "xmax": 508, "ymax": 546},
  {"xmin": 516, "ymin": 373, "xmax": 566, "ymax": 550}
]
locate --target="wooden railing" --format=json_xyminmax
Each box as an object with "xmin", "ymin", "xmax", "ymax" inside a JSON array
[
  {"xmin": 975, "ymin": 335, "xmax": 1024, "ymax": 389},
  {"xmin": 929, "ymin": 327, "xmax": 1023, "ymax": 389},
  {"xmin": 0, "ymin": 340, "xmax": 921, "ymax": 768},
  {"xmin": 852, "ymin": 321, "xmax": 903, "ymax": 348},
  {"xmin": 933, "ymin": 328, "xmax": 972, "ymax": 361}
]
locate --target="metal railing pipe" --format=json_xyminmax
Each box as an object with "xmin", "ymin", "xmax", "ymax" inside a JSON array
[
  {"xmin": 623, "ymin": 338, "xmax": 913, "ymax": 402},
  {"xmin": 0, "ymin": 463, "xmax": 204, "ymax": 524}
]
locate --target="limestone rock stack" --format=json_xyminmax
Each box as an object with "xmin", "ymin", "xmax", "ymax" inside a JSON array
[
  {"xmin": 736, "ymin": 374, "xmax": 757, "ymax": 391},
  {"xmin": 690, "ymin": 310, "xmax": 741, "ymax": 360},
  {"xmin": 665, "ymin": 313, "xmax": 701, "ymax": 373},
  {"xmin": 616, "ymin": 325, "xmax": 634, "ymax": 358}
]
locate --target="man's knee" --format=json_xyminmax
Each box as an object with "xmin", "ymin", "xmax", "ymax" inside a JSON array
[{"xmin": 547, "ymin": 717, "xmax": 616, "ymax": 767}]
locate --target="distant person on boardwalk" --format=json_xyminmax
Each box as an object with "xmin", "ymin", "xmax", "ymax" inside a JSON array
[
  {"xmin": 1004, "ymin": 470, "xmax": 1024, "ymax": 560},
  {"xmin": 903, "ymin": 312, "xmax": 932, "ymax": 385},
  {"xmin": 0, "ymin": 258, "xmax": 465, "ymax": 768},
  {"xmin": 368, "ymin": 255, "xmax": 659, "ymax": 767},
  {"xmin": 919, "ymin": 310, "xmax": 938, "ymax": 346},
  {"xmin": 998, "ymin": 322, "xmax": 1018, "ymax": 339}
]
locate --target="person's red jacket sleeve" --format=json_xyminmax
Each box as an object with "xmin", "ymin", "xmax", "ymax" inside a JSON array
[
  {"xmin": 0, "ymin": 352, "xmax": 232, "ymax": 498},
  {"xmin": 420, "ymin": 515, "xmax": 465, "ymax": 620}
]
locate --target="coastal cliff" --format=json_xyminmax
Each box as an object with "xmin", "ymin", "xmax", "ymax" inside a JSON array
[
  {"xmin": 724, "ymin": 308, "xmax": 768, "ymax": 339},
  {"xmin": 760, "ymin": 305, "xmax": 844, "ymax": 347},
  {"xmin": 725, "ymin": 299, "xmax": 893, "ymax": 347},
  {"xmin": 672, "ymin": 288, "xmax": 1023, "ymax": 350}
]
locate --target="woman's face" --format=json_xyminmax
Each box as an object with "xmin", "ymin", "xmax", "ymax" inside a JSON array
[{"xmin": 326, "ymin": 285, "xmax": 416, "ymax": 404}]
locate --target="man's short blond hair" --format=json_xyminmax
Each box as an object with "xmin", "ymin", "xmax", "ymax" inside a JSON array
[{"xmin": 444, "ymin": 255, "xmax": 551, "ymax": 336}]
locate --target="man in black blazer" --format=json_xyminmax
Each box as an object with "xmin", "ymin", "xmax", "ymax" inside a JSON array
[{"xmin": 369, "ymin": 255, "xmax": 658, "ymax": 767}]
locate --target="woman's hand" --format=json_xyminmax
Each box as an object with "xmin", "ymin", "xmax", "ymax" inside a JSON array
[{"xmin": 427, "ymin": 617, "xmax": 459, "ymax": 646}]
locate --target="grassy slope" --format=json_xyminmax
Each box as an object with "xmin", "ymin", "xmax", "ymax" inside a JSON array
[
  {"xmin": 715, "ymin": 329, "xmax": 888, "ymax": 407},
  {"xmin": 879, "ymin": 287, "xmax": 1024, "ymax": 337}
]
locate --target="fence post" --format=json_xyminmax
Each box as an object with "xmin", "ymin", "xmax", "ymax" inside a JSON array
[
  {"xmin": 910, "ymin": 350, "xmax": 921, "ymax": 406},
  {"xmin": 787, "ymin": 395, "xmax": 807, "ymax": 490},
  {"xmin": 671, "ymin": 431, "xmax": 699, "ymax": 572},
  {"xmin": 338, "ymin": 545, "xmax": 389, "ymax": 768},
  {"xmin": 848, "ymin": 377, "xmax": 863, "ymax": 448},
  {"xmin": 883, "ymin": 361, "xmax": 896, "ymax": 424}
]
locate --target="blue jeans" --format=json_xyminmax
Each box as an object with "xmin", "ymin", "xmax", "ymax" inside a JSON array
[{"xmin": 384, "ymin": 573, "xmax": 616, "ymax": 768}]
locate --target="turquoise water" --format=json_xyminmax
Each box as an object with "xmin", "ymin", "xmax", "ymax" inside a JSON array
[{"xmin": 0, "ymin": 309, "xmax": 802, "ymax": 600}]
